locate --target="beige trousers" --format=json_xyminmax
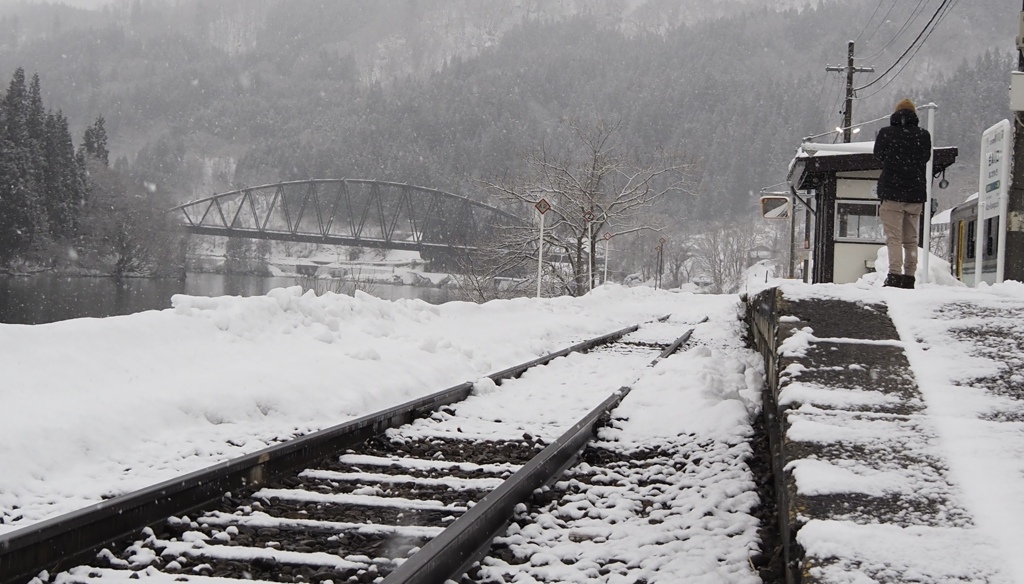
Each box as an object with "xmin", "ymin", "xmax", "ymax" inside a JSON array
[{"xmin": 879, "ymin": 200, "xmax": 923, "ymax": 275}]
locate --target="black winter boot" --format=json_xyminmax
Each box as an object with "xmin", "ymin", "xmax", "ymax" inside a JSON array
[
  {"xmin": 883, "ymin": 273, "xmax": 902, "ymax": 287},
  {"xmin": 901, "ymin": 275, "xmax": 916, "ymax": 289}
]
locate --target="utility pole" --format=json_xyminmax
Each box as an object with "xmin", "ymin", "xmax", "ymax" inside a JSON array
[
  {"xmin": 1007, "ymin": 3, "xmax": 1024, "ymax": 282},
  {"xmin": 826, "ymin": 41, "xmax": 875, "ymax": 143}
]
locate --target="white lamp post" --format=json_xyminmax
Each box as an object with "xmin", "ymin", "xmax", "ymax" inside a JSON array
[{"xmin": 919, "ymin": 102, "xmax": 937, "ymax": 284}]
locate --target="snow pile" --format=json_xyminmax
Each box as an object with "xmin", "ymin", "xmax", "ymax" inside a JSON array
[{"xmin": 861, "ymin": 246, "xmax": 966, "ymax": 288}]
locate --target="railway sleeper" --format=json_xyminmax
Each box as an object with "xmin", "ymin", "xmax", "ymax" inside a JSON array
[{"xmin": 72, "ymin": 434, "xmax": 550, "ymax": 582}]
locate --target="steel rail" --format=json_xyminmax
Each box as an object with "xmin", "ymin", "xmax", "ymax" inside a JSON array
[
  {"xmin": 485, "ymin": 323, "xmax": 639, "ymax": 382},
  {"xmin": 381, "ymin": 387, "xmax": 632, "ymax": 584},
  {"xmin": 0, "ymin": 322, "xmax": 642, "ymax": 584},
  {"xmin": 383, "ymin": 325, "xmax": 700, "ymax": 584},
  {"xmin": 649, "ymin": 316, "xmax": 705, "ymax": 366}
]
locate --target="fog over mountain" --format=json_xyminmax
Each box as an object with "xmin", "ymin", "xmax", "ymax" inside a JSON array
[
  {"xmin": 0, "ymin": 0, "xmax": 1018, "ymax": 221},
  {"xmin": 0, "ymin": 0, "xmax": 110, "ymax": 7}
]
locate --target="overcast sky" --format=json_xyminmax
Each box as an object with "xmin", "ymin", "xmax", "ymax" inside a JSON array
[{"xmin": 1, "ymin": 0, "xmax": 110, "ymax": 8}]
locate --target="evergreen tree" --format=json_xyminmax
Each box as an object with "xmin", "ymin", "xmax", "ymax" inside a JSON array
[
  {"xmin": 25, "ymin": 73, "xmax": 51, "ymax": 237},
  {"xmin": 82, "ymin": 116, "xmax": 109, "ymax": 166},
  {"xmin": 43, "ymin": 110, "xmax": 83, "ymax": 237},
  {"xmin": 0, "ymin": 128, "xmax": 28, "ymax": 262},
  {"xmin": 26, "ymin": 74, "xmax": 45, "ymax": 175},
  {"xmin": 0, "ymin": 69, "xmax": 90, "ymax": 263},
  {"xmin": 0, "ymin": 68, "xmax": 44, "ymax": 258}
]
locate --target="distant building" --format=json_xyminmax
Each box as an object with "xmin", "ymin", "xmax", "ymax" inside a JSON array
[{"xmin": 747, "ymin": 245, "xmax": 774, "ymax": 267}]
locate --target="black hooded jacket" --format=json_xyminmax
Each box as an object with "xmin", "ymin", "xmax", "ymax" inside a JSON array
[{"xmin": 873, "ymin": 108, "xmax": 932, "ymax": 204}]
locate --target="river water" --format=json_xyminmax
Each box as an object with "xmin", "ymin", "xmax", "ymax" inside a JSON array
[{"xmin": 0, "ymin": 273, "xmax": 453, "ymax": 325}]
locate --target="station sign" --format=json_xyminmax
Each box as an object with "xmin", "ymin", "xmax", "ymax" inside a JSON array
[
  {"xmin": 976, "ymin": 119, "xmax": 1012, "ymax": 284},
  {"xmin": 980, "ymin": 120, "xmax": 1011, "ymax": 221}
]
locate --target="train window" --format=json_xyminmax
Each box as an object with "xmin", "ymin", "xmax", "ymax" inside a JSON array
[
  {"xmin": 967, "ymin": 221, "xmax": 976, "ymax": 259},
  {"xmin": 834, "ymin": 200, "xmax": 884, "ymax": 243},
  {"xmin": 985, "ymin": 218, "xmax": 999, "ymax": 257}
]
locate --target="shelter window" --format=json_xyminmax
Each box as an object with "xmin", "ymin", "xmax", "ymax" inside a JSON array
[{"xmin": 834, "ymin": 200, "xmax": 884, "ymax": 243}]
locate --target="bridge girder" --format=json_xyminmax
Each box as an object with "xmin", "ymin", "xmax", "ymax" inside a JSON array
[{"xmin": 171, "ymin": 179, "xmax": 524, "ymax": 255}]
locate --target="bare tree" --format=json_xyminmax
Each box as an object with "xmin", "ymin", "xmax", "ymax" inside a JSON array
[
  {"xmin": 662, "ymin": 238, "xmax": 696, "ymax": 288},
  {"xmin": 77, "ymin": 159, "xmax": 184, "ymax": 278},
  {"xmin": 692, "ymin": 218, "xmax": 768, "ymax": 294},
  {"xmin": 479, "ymin": 117, "xmax": 698, "ymax": 296},
  {"xmin": 449, "ymin": 244, "xmax": 535, "ymax": 303}
]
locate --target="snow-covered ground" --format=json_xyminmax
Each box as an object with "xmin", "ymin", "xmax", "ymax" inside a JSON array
[
  {"xmin": 2, "ymin": 260, "xmax": 1024, "ymax": 582},
  {"xmin": 0, "ymin": 284, "xmax": 739, "ymax": 535}
]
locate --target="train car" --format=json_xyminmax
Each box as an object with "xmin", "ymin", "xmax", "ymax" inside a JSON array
[{"xmin": 947, "ymin": 193, "xmax": 1000, "ymax": 284}]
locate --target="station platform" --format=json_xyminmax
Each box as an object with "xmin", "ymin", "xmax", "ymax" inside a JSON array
[{"xmin": 746, "ymin": 282, "xmax": 1024, "ymax": 583}]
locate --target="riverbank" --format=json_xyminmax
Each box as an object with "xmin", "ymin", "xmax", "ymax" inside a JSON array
[
  {"xmin": 263, "ymin": 257, "xmax": 457, "ymax": 289},
  {"xmin": 2, "ymin": 246, "xmax": 457, "ymax": 290},
  {"xmin": 0, "ymin": 260, "xmax": 126, "ymax": 279}
]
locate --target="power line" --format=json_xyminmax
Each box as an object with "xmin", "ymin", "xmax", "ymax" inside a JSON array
[
  {"xmin": 813, "ymin": 0, "xmax": 894, "ymax": 137},
  {"xmin": 819, "ymin": 71, "xmax": 843, "ymax": 128},
  {"xmin": 858, "ymin": 0, "xmax": 899, "ymax": 47},
  {"xmin": 853, "ymin": 0, "xmax": 960, "ymax": 100},
  {"xmin": 854, "ymin": 0, "xmax": 955, "ymax": 92},
  {"xmin": 811, "ymin": 0, "xmax": 940, "ymax": 145},
  {"xmin": 827, "ymin": 80, "xmax": 846, "ymax": 141},
  {"xmin": 802, "ymin": 114, "xmax": 892, "ymax": 143},
  {"xmin": 851, "ymin": 0, "xmax": 933, "ymax": 63},
  {"xmin": 854, "ymin": 0, "xmax": 887, "ymax": 44}
]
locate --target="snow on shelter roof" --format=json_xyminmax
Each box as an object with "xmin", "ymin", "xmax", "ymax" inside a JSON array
[
  {"xmin": 797, "ymin": 141, "xmax": 877, "ymax": 156},
  {"xmin": 787, "ymin": 142, "xmax": 958, "ymax": 191}
]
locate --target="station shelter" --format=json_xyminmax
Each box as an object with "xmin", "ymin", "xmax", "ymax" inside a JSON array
[{"xmin": 786, "ymin": 143, "xmax": 958, "ymax": 284}]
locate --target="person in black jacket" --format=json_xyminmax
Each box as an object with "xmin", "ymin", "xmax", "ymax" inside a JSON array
[{"xmin": 873, "ymin": 98, "xmax": 932, "ymax": 289}]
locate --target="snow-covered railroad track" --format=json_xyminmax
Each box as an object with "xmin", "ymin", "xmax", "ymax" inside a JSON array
[{"xmin": 2, "ymin": 319, "xmax": 701, "ymax": 584}]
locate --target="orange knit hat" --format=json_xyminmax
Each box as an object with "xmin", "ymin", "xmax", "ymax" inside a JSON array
[{"xmin": 894, "ymin": 98, "xmax": 916, "ymax": 113}]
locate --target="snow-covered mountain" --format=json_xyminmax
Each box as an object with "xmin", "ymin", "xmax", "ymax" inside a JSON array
[{"xmin": 0, "ymin": 0, "xmax": 858, "ymax": 84}]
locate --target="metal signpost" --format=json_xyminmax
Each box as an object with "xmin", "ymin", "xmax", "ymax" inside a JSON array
[
  {"xmin": 656, "ymin": 238, "xmax": 666, "ymax": 289},
  {"xmin": 976, "ymin": 120, "xmax": 1012, "ymax": 286},
  {"xmin": 535, "ymin": 198, "xmax": 551, "ymax": 298},
  {"xmin": 583, "ymin": 210, "xmax": 595, "ymax": 292}
]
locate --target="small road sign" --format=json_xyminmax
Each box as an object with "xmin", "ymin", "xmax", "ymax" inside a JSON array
[
  {"xmin": 535, "ymin": 198, "xmax": 551, "ymax": 215},
  {"xmin": 583, "ymin": 210, "xmax": 595, "ymax": 222},
  {"xmin": 603, "ymin": 232, "xmax": 612, "ymax": 240}
]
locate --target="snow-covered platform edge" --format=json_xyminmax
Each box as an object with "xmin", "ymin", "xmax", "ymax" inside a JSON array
[{"xmin": 745, "ymin": 286, "xmax": 1010, "ymax": 584}]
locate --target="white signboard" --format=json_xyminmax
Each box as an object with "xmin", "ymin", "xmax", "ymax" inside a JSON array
[{"xmin": 976, "ymin": 119, "xmax": 1012, "ymax": 285}]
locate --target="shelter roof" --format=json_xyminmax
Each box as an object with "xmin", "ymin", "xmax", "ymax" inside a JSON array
[{"xmin": 787, "ymin": 141, "xmax": 958, "ymax": 191}]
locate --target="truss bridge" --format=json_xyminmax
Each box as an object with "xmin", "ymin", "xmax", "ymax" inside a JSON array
[{"xmin": 171, "ymin": 179, "xmax": 524, "ymax": 264}]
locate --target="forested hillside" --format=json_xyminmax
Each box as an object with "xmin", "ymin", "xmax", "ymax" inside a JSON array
[
  {"xmin": 0, "ymin": 67, "xmax": 184, "ymax": 274},
  {"xmin": 0, "ymin": 0, "xmax": 1018, "ymax": 222}
]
